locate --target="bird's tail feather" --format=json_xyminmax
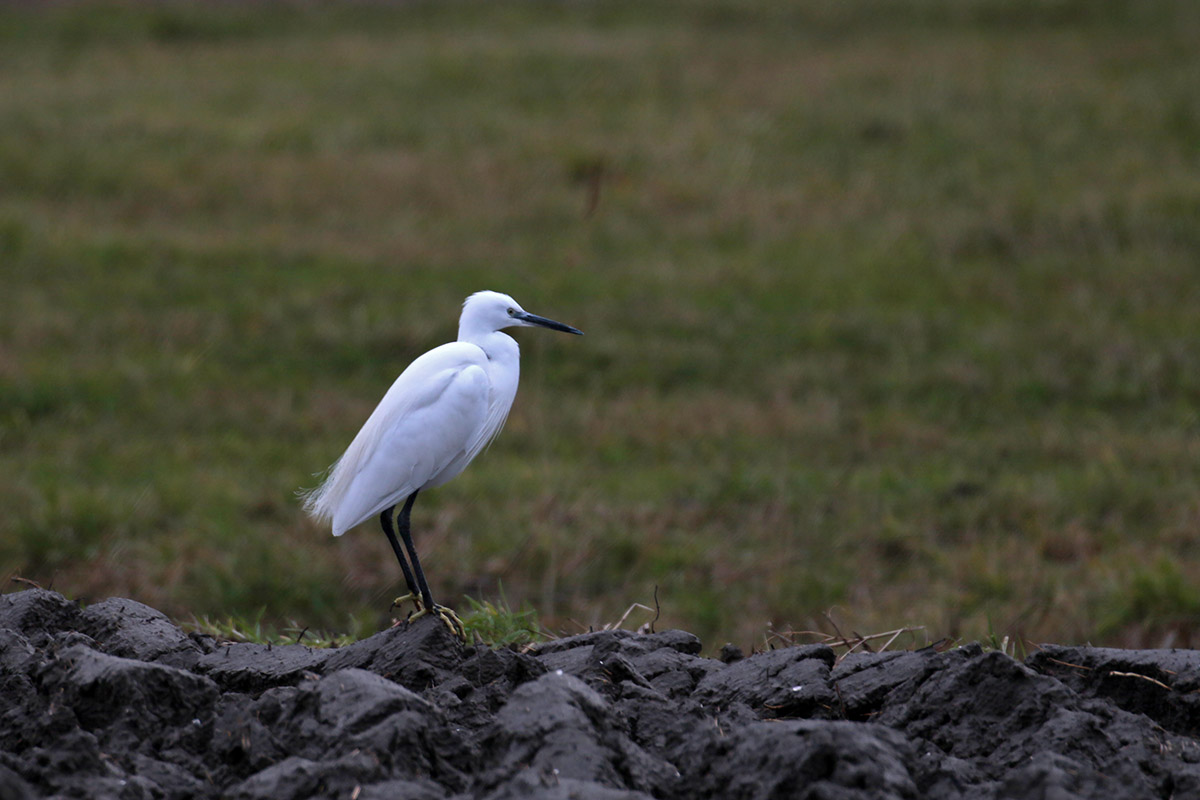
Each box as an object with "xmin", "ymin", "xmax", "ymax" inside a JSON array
[{"xmin": 298, "ymin": 462, "xmax": 339, "ymax": 525}]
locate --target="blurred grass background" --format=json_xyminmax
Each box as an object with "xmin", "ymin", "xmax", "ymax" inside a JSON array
[{"xmin": 2, "ymin": 0, "xmax": 1199, "ymax": 650}]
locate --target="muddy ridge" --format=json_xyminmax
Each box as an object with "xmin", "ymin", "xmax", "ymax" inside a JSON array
[{"xmin": 1, "ymin": 588, "xmax": 1198, "ymax": 799}]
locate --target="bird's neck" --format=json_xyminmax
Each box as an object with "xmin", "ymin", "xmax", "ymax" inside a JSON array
[{"xmin": 460, "ymin": 329, "xmax": 519, "ymax": 365}]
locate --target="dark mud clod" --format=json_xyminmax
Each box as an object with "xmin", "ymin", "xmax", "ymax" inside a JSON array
[{"xmin": 2, "ymin": 588, "xmax": 1200, "ymax": 800}]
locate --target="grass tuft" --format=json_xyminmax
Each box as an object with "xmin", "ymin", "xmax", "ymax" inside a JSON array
[{"xmin": 460, "ymin": 594, "xmax": 546, "ymax": 648}]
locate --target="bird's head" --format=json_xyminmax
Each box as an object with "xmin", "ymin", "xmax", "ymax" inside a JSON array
[{"xmin": 459, "ymin": 291, "xmax": 583, "ymax": 339}]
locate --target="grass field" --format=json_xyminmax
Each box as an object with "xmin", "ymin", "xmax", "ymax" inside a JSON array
[{"xmin": 2, "ymin": 0, "xmax": 1199, "ymax": 650}]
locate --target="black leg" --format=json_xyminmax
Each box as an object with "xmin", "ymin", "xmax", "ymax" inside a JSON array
[
  {"xmin": 395, "ymin": 490, "xmax": 437, "ymax": 611},
  {"xmin": 380, "ymin": 504, "xmax": 420, "ymax": 602}
]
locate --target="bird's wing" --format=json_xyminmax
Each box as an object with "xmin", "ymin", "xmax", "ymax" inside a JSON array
[
  {"xmin": 461, "ymin": 380, "xmax": 516, "ymax": 468},
  {"xmin": 304, "ymin": 343, "xmax": 491, "ymax": 536},
  {"xmin": 330, "ymin": 362, "xmax": 490, "ymax": 535},
  {"xmin": 420, "ymin": 370, "xmax": 515, "ymax": 495}
]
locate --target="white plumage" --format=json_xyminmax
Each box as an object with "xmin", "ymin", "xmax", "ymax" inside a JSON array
[
  {"xmin": 305, "ymin": 341, "xmax": 501, "ymax": 536},
  {"xmin": 304, "ymin": 290, "xmax": 580, "ymax": 535},
  {"xmin": 302, "ymin": 291, "xmax": 581, "ymax": 634}
]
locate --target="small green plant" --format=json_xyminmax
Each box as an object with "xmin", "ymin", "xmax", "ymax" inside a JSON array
[
  {"xmin": 982, "ymin": 631, "xmax": 1025, "ymax": 659},
  {"xmin": 979, "ymin": 611, "xmax": 1028, "ymax": 659},
  {"xmin": 459, "ymin": 594, "xmax": 545, "ymax": 648}
]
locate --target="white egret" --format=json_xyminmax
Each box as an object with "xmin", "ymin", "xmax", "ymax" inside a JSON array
[{"xmin": 302, "ymin": 290, "xmax": 583, "ymax": 636}]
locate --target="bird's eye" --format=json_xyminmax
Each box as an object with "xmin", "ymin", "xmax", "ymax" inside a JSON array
[{"xmin": 506, "ymin": 307, "xmax": 515, "ymax": 316}]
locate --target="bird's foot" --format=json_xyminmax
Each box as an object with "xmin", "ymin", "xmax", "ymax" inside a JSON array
[
  {"xmin": 390, "ymin": 592, "xmax": 425, "ymax": 614},
  {"xmin": 388, "ymin": 592, "xmax": 427, "ymax": 623},
  {"xmin": 409, "ymin": 603, "xmax": 467, "ymax": 640}
]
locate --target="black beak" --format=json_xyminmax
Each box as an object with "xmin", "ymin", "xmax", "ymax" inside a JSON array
[{"xmin": 516, "ymin": 311, "xmax": 584, "ymax": 335}]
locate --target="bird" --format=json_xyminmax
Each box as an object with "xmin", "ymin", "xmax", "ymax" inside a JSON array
[{"xmin": 302, "ymin": 290, "xmax": 583, "ymax": 637}]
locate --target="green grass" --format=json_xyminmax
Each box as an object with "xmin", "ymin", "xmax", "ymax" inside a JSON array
[
  {"xmin": 184, "ymin": 595, "xmax": 541, "ymax": 648},
  {"xmin": 459, "ymin": 594, "xmax": 546, "ymax": 648},
  {"xmin": 2, "ymin": 0, "xmax": 1200, "ymax": 651},
  {"xmin": 184, "ymin": 609, "xmax": 367, "ymax": 649}
]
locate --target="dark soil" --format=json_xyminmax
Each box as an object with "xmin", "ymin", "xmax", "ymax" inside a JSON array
[{"xmin": 2, "ymin": 589, "xmax": 1199, "ymax": 799}]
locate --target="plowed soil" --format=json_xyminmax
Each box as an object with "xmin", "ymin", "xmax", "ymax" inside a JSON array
[{"xmin": 2, "ymin": 589, "xmax": 1198, "ymax": 799}]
